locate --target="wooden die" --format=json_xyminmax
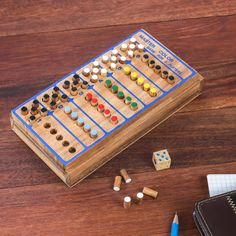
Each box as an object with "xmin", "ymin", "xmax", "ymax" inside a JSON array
[{"xmin": 152, "ymin": 149, "xmax": 171, "ymax": 171}]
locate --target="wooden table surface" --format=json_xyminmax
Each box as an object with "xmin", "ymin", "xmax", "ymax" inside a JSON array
[{"xmin": 0, "ymin": 1, "xmax": 236, "ymax": 235}]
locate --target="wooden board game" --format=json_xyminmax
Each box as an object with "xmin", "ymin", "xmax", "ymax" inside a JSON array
[{"xmin": 10, "ymin": 29, "xmax": 204, "ymax": 187}]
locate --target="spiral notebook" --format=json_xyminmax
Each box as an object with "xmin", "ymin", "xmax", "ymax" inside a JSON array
[
  {"xmin": 207, "ymin": 174, "xmax": 236, "ymax": 197},
  {"xmin": 194, "ymin": 190, "xmax": 236, "ymax": 236}
]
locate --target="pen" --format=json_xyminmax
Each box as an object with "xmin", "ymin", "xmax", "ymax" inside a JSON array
[{"xmin": 171, "ymin": 212, "xmax": 179, "ymax": 236}]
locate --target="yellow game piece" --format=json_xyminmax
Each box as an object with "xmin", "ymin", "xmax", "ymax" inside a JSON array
[
  {"xmin": 149, "ymin": 88, "xmax": 157, "ymax": 97},
  {"xmin": 123, "ymin": 66, "xmax": 131, "ymax": 75},
  {"xmin": 143, "ymin": 83, "xmax": 150, "ymax": 91},
  {"xmin": 130, "ymin": 72, "xmax": 138, "ymax": 81},
  {"xmin": 136, "ymin": 77, "xmax": 144, "ymax": 86}
]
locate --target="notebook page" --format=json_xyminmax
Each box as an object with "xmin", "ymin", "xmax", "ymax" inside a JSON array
[{"xmin": 207, "ymin": 174, "xmax": 236, "ymax": 197}]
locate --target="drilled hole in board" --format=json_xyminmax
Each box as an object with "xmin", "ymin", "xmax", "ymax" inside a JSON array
[
  {"xmin": 56, "ymin": 135, "xmax": 63, "ymax": 141},
  {"xmin": 50, "ymin": 128, "xmax": 57, "ymax": 135},
  {"xmin": 62, "ymin": 141, "xmax": 70, "ymax": 147},
  {"xmin": 69, "ymin": 147, "xmax": 76, "ymax": 153},
  {"xmin": 44, "ymin": 123, "xmax": 51, "ymax": 129}
]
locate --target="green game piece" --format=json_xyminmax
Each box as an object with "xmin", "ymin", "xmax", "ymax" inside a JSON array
[
  {"xmin": 130, "ymin": 102, "xmax": 138, "ymax": 110},
  {"xmin": 111, "ymin": 84, "xmax": 118, "ymax": 93},
  {"xmin": 105, "ymin": 79, "xmax": 112, "ymax": 88},
  {"xmin": 125, "ymin": 96, "xmax": 132, "ymax": 104},
  {"xmin": 117, "ymin": 91, "xmax": 124, "ymax": 99}
]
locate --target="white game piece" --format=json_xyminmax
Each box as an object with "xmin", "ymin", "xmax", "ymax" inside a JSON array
[
  {"xmin": 127, "ymin": 50, "xmax": 134, "ymax": 58},
  {"xmin": 130, "ymin": 37, "xmax": 137, "ymax": 44},
  {"xmin": 121, "ymin": 43, "xmax": 128, "ymax": 51},
  {"xmin": 100, "ymin": 68, "xmax": 107, "ymax": 77},
  {"xmin": 91, "ymin": 74, "xmax": 98, "ymax": 83},
  {"xmin": 129, "ymin": 43, "xmax": 136, "ymax": 51},
  {"xmin": 82, "ymin": 67, "xmax": 90, "ymax": 76},
  {"xmin": 110, "ymin": 56, "xmax": 117, "ymax": 63},
  {"xmin": 102, "ymin": 55, "xmax": 109, "ymax": 64},
  {"xmin": 119, "ymin": 56, "xmax": 126, "ymax": 64},
  {"xmin": 110, "ymin": 62, "xmax": 117, "ymax": 70},
  {"xmin": 112, "ymin": 49, "xmax": 119, "ymax": 56},
  {"xmin": 92, "ymin": 67, "xmax": 99, "ymax": 75},
  {"xmin": 93, "ymin": 60, "xmax": 100, "ymax": 67},
  {"xmin": 138, "ymin": 44, "xmax": 144, "ymax": 52}
]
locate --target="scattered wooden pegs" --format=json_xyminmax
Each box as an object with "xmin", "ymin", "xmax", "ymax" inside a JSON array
[{"xmin": 142, "ymin": 187, "xmax": 159, "ymax": 199}]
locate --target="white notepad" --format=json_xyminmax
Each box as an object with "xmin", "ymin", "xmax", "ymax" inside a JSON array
[{"xmin": 207, "ymin": 174, "xmax": 236, "ymax": 197}]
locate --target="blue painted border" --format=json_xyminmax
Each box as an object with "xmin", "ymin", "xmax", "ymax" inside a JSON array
[{"xmin": 12, "ymin": 29, "xmax": 197, "ymax": 166}]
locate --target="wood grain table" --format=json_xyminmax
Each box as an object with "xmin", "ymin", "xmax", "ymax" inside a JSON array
[{"xmin": 0, "ymin": 1, "xmax": 236, "ymax": 235}]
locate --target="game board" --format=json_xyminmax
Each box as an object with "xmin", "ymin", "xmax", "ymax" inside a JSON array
[{"xmin": 10, "ymin": 29, "xmax": 204, "ymax": 186}]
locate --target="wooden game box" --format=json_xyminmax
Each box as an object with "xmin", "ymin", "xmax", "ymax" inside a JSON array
[{"xmin": 10, "ymin": 29, "xmax": 204, "ymax": 187}]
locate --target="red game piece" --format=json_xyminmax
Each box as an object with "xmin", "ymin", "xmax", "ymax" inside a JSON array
[
  {"xmin": 91, "ymin": 98, "xmax": 98, "ymax": 107},
  {"xmin": 104, "ymin": 109, "xmax": 111, "ymax": 118},
  {"xmin": 110, "ymin": 115, "xmax": 118, "ymax": 124},
  {"xmin": 97, "ymin": 104, "xmax": 105, "ymax": 112},
  {"xmin": 85, "ymin": 92, "xmax": 93, "ymax": 101}
]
